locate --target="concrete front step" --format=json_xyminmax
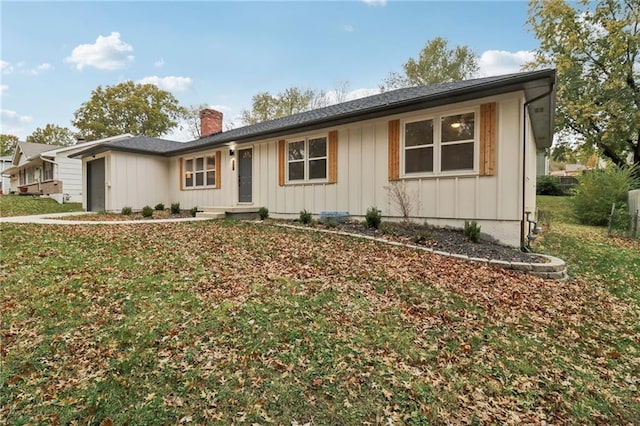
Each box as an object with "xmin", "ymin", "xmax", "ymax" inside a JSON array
[{"xmin": 196, "ymin": 206, "xmax": 260, "ymax": 220}]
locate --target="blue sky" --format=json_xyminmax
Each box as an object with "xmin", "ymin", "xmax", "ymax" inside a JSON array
[{"xmin": 1, "ymin": 0, "xmax": 539, "ymax": 141}]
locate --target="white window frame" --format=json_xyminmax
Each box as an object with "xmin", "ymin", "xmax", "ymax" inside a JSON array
[
  {"xmin": 401, "ymin": 108, "xmax": 479, "ymax": 177},
  {"xmin": 43, "ymin": 162, "xmax": 54, "ymax": 181},
  {"xmin": 183, "ymin": 152, "xmax": 217, "ymax": 189},
  {"xmin": 286, "ymin": 134, "xmax": 328, "ymax": 183}
]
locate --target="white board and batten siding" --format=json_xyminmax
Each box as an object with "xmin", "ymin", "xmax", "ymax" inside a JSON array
[
  {"xmin": 167, "ymin": 92, "xmax": 534, "ymax": 246},
  {"xmin": 82, "ymin": 151, "xmax": 170, "ymax": 212}
]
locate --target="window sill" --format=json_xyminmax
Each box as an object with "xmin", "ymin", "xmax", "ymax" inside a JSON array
[
  {"xmin": 284, "ymin": 180, "xmax": 333, "ymax": 186},
  {"xmin": 181, "ymin": 186, "xmax": 219, "ymax": 191},
  {"xmin": 400, "ymin": 170, "xmax": 478, "ymax": 180}
]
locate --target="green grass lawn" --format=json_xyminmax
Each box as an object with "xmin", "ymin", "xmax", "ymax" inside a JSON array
[
  {"xmin": 1, "ymin": 197, "xmax": 639, "ymax": 424},
  {"xmin": 535, "ymin": 196, "xmax": 640, "ymax": 302},
  {"xmin": 0, "ymin": 194, "xmax": 83, "ymax": 217}
]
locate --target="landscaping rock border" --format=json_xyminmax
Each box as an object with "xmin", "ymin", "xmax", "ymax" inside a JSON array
[{"xmin": 273, "ymin": 223, "xmax": 568, "ymax": 280}]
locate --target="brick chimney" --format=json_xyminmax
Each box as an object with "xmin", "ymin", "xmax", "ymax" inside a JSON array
[{"xmin": 200, "ymin": 109, "xmax": 223, "ymax": 138}]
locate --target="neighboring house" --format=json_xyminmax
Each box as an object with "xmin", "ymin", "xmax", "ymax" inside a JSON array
[
  {"xmin": 3, "ymin": 135, "xmax": 133, "ymax": 203},
  {"xmin": 0, "ymin": 155, "xmax": 12, "ymax": 194},
  {"xmin": 72, "ymin": 70, "xmax": 556, "ymax": 247}
]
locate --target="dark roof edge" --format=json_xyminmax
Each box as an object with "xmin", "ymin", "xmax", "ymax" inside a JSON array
[
  {"xmin": 169, "ymin": 69, "xmax": 555, "ymax": 156},
  {"xmin": 70, "ymin": 144, "xmax": 174, "ymax": 159}
]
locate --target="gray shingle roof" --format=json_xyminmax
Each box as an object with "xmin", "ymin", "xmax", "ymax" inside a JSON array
[
  {"xmin": 17, "ymin": 142, "xmax": 55, "ymax": 160},
  {"xmin": 73, "ymin": 69, "xmax": 556, "ymax": 158},
  {"xmin": 70, "ymin": 135, "xmax": 185, "ymax": 158}
]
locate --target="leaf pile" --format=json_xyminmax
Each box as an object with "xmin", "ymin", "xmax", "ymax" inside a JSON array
[{"xmin": 1, "ymin": 220, "xmax": 639, "ymax": 424}]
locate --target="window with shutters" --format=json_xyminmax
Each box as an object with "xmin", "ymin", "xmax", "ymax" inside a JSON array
[
  {"xmin": 183, "ymin": 153, "xmax": 216, "ymax": 188},
  {"xmin": 402, "ymin": 109, "xmax": 477, "ymax": 176},
  {"xmin": 287, "ymin": 135, "xmax": 327, "ymax": 182}
]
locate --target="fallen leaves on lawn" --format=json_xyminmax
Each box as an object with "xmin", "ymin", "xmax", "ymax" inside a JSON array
[{"xmin": 1, "ymin": 220, "xmax": 639, "ymax": 424}]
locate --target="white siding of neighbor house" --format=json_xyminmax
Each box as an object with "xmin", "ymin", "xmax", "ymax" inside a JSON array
[
  {"xmin": 55, "ymin": 155, "xmax": 83, "ymax": 202},
  {"xmin": 159, "ymin": 91, "xmax": 536, "ymax": 246}
]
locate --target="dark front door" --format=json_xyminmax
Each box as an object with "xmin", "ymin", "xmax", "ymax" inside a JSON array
[
  {"xmin": 87, "ymin": 158, "xmax": 105, "ymax": 211},
  {"xmin": 238, "ymin": 148, "xmax": 252, "ymax": 203}
]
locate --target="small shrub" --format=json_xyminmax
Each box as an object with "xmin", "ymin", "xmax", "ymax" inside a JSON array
[
  {"xmin": 299, "ymin": 209, "xmax": 312, "ymax": 224},
  {"xmin": 258, "ymin": 206, "xmax": 269, "ymax": 220},
  {"xmin": 413, "ymin": 228, "xmax": 432, "ymax": 244},
  {"xmin": 121, "ymin": 206, "xmax": 132, "ymax": 216},
  {"xmin": 325, "ymin": 219, "xmax": 338, "ymax": 228},
  {"xmin": 141, "ymin": 205, "xmax": 154, "ymax": 218},
  {"xmin": 573, "ymin": 166, "xmax": 640, "ymax": 226},
  {"xmin": 190, "ymin": 206, "xmax": 199, "ymax": 217},
  {"xmin": 609, "ymin": 202, "xmax": 631, "ymax": 235},
  {"xmin": 365, "ymin": 206, "xmax": 382, "ymax": 229},
  {"xmin": 154, "ymin": 203, "xmax": 165, "ymax": 211},
  {"xmin": 536, "ymin": 176, "xmax": 564, "ymax": 196},
  {"xmin": 170, "ymin": 202, "xmax": 180, "ymax": 214},
  {"xmin": 464, "ymin": 220, "xmax": 481, "ymax": 243}
]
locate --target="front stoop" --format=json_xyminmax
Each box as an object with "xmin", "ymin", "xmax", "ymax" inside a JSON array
[{"xmin": 196, "ymin": 206, "xmax": 259, "ymax": 220}]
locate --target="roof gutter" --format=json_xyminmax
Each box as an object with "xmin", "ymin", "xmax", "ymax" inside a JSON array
[{"xmin": 521, "ymin": 83, "xmax": 555, "ymax": 250}]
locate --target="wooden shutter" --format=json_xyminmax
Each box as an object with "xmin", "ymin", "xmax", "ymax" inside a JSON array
[
  {"xmin": 328, "ymin": 130, "xmax": 338, "ymax": 184},
  {"xmin": 215, "ymin": 151, "xmax": 221, "ymax": 189},
  {"xmin": 278, "ymin": 139, "xmax": 285, "ymax": 186},
  {"xmin": 179, "ymin": 157, "xmax": 184, "ymax": 190},
  {"xmin": 388, "ymin": 119, "xmax": 400, "ymax": 181},
  {"xmin": 480, "ymin": 102, "xmax": 497, "ymax": 176}
]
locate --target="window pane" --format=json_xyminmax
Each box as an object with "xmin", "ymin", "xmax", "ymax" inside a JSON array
[
  {"xmin": 206, "ymin": 171, "xmax": 215, "ymax": 186},
  {"xmin": 186, "ymin": 175, "xmax": 193, "ymax": 187},
  {"xmin": 206, "ymin": 155, "xmax": 215, "ymax": 169},
  {"xmin": 405, "ymin": 147, "xmax": 433, "ymax": 173},
  {"xmin": 195, "ymin": 157, "xmax": 204, "ymax": 171},
  {"xmin": 195, "ymin": 171, "xmax": 204, "ymax": 186},
  {"xmin": 288, "ymin": 161, "xmax": 304, "ymax": 180},
  {"xmin": 309, "ymin": 137, "xmax": 327, "ymax": 158},
  {"xmin": 405, "ymin": 120, "xmax": 433, "ymax": 147},
  {"xmin": 309, "ymin": 159, "xmax": 327, "ymax": 179},
  {"xmin": 288, "ymin": 141, "xmax": 304, "ymax": 160},
  {"xmin": 441, "ymin": 142, "xmax": 474, "ymax": 171},
  {"xmin": 186, "ymin": 159, "xmax": 193, "ymax": 172},
  {"xmin": 441, "ymin": 113, "xmax": 475, "ymax": 142}
]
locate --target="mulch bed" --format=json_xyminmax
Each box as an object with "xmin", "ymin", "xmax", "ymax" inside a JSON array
[
  {"xmin": 54, "ymin": 212, "xmax": 545, "ymax": 263},
  {"xmin": 291, "ymin": 220, "xmax": 547, "ymax": 264}
]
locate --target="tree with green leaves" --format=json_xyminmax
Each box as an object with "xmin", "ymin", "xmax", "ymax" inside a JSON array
[
  {"xmin": 381, "ymin": 37, "xmax": 479, "ymax": 91},
  {"xmin": 72, "ymin": 81, "xmax": 187, "ymax": 140},
  {"xmin": 527, "ymin": 0, "xmax": 640, "ymax": 173},
  {"xmin": 240, "ymin": 87, "xmax": 328, "ymax": 125},
  {"xmin": 0, "ymin": 134, "xmax": 19, "ymax": 156},
  {"xmin": 26, "ymin": 124, "xmax": 76, "ymax": 146}
]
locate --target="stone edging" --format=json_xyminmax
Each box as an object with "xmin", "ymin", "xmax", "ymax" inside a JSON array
[{"xmin": 271, "ymin": 223, "xmax": 568, "ymax": 280}]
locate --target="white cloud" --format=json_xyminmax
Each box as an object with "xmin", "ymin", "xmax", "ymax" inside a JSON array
[
  {"xmin": 362, "ymin": 0, "xmax": 387, "ymax": 6},
  {"xmin": 0, "ymin": 84, "xmax": 8, "ymax": 96},
  {"xmin": 322, "ymin": 87, "xmax": 379, "ymax": 105},
  {"xmin": 1, "ymin": 109, "xmax": 33, "ymax": 124},
  {"xmin": 1, "ymin": 60, "xmax": 14, "ymax": 74},
  {"xmin": 154, "ymin": 58, "xmax": 165, "ymax": 68},
  {"xmin": 65, "ymin": 32, "xmax": 134, "ymax": 71},
  {"xmin": 477, "ymin": 50, "xmax": 535, "ymax": 77},
  {"xmin": 27, "ymin": 63, "xmax": 53, "ymax": 76},
  {"xmin": 137, "ymin": 75, "xmax": 193, "ymax": 92},
  {"xmin": 343, "ymin": 25, "xmax": 354, "ymax": 32}
]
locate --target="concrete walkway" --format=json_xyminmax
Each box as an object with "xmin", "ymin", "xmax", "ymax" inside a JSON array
[{"xmin": 0, "ymin": 211, "xmax": 213, "ymax": 225}]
